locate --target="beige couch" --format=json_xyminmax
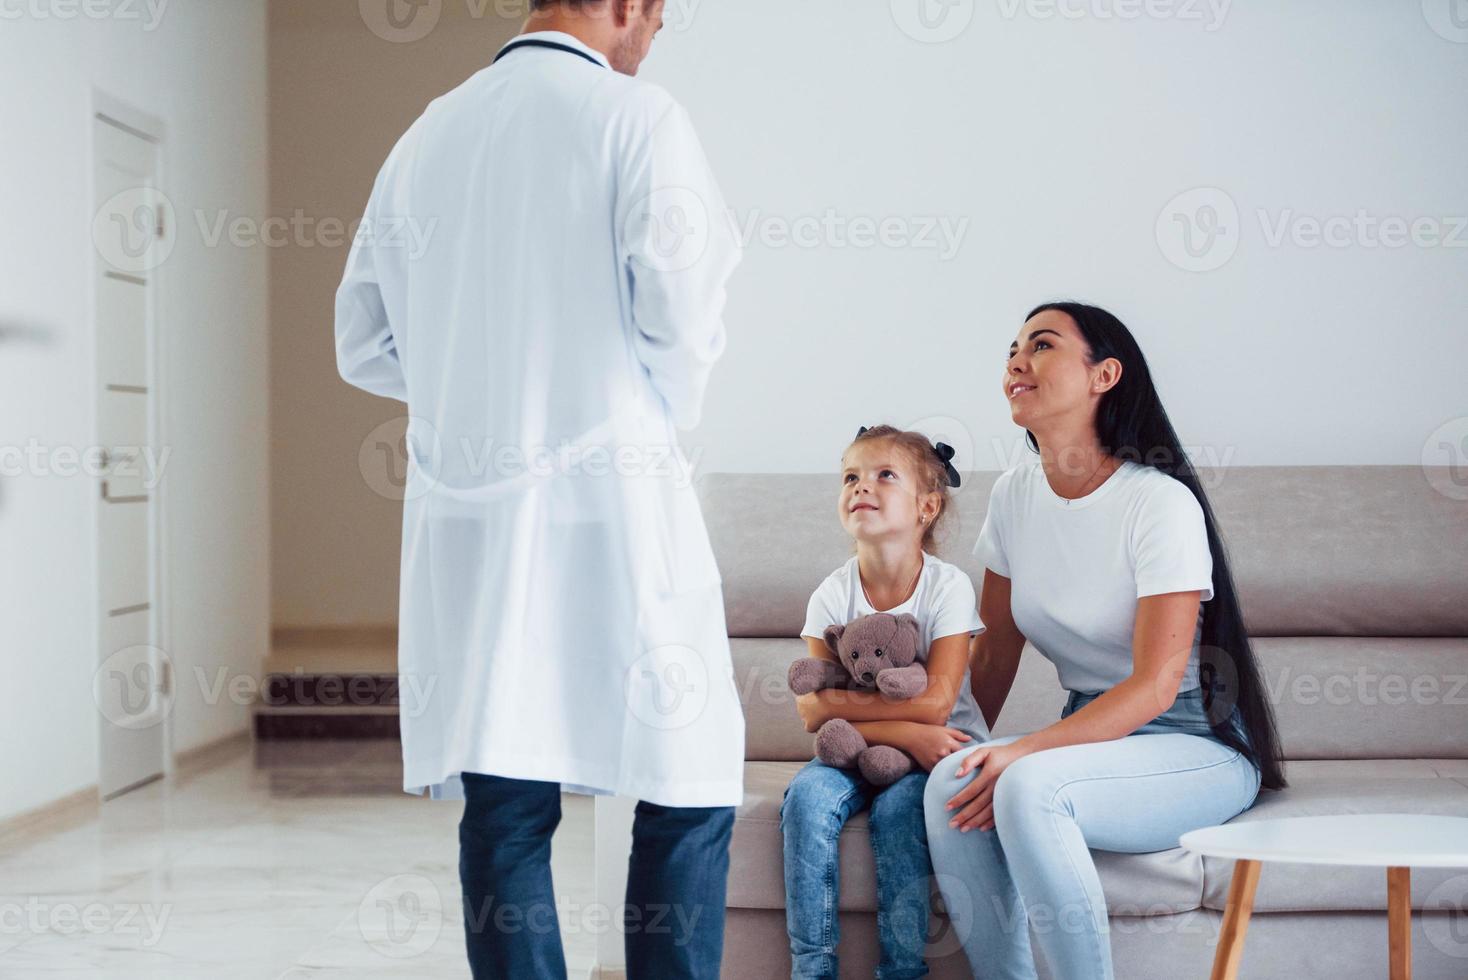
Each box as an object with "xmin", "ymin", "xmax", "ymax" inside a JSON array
[{"xmin": 701, "ymin": 466, "xmax": 1468, "ymax": 979}]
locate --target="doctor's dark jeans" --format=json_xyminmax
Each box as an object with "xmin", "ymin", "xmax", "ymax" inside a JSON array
[
  {"xmin": 780, "ymin": 760, "xmax": 933, "ymax": 979},
  {"xmin": 458, "ymin": 772, "xmax": 736, "ymax": 980}
]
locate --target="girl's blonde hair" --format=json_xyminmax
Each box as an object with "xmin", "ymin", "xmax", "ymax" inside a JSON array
[{"xmin": 843, "ymin": 424, "xmax": 955, "ymax": 555}]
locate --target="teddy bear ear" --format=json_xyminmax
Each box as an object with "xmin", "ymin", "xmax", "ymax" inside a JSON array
[
  {"xmin": 822, "ymin": 623, "xmax": 845, "ymax": 654},
  {"xmin": 894, "ymin": 613, "xmax": 921, "ymax": 641}
]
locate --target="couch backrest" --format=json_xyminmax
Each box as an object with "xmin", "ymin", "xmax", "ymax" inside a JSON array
[
  {"xmin": 700, "ymin": 467, "xmax": 1468, "ymax": 638},
  {"xmin": 701, "ymin": 467, "xmax": 1468, "ymax": 762}
]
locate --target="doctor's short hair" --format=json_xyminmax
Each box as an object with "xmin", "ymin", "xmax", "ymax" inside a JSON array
[{"xmin": 843, "ymin": 424, "xmax": 954, "ymax": 555}]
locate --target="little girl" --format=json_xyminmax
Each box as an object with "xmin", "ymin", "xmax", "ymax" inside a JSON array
[{"xmin": 782, "ymin": 424, "xmax": 989, "ymax": 980}]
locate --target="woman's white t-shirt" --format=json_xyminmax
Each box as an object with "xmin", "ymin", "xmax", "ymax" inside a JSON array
[
  {"xmin": 973, "ymin": 458, "xmax": 1214, "ymax": 696},
  {"xmin": 801, "ymin": 551, "xmax": 990, "ymax": 741}
]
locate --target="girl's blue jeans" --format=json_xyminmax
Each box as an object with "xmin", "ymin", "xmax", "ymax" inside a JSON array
[
  {"xmin": 922, "ymin": 688, "xmax": 1262, "ymax": 980},
  {"xmin": 780, "ymin": 762, "xmax": 934, "ymax": 980}
]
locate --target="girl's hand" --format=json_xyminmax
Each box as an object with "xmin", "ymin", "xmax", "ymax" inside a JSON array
[
  {"xmin": 795, "ymin": 692, "xmax": 828, "ymax": 733},
  {"xmin": 907, "ymin": 725, "xmax": 972, "ymax": 772},
  {"xmin": 942, "ymin": 740, "xmax": 1032, "ymax": 832}
]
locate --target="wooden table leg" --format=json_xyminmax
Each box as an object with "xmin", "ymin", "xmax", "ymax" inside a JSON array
[
  {"xmin": 1210, "ymin": 859, "xmax": 1262, "ymax": 980},
  {"xmin": 1388, "ymin": 866, "xmax": 1412, "ymax": 980}
]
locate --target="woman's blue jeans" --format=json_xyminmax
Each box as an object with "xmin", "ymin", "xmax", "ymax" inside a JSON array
[
  {"xmin": 780, "ymin": 761, "xmax": 934, "ymax": 980},
  {"xmin": 922, "ymin": 689, "xmax": 1262, "ymax": 980}
]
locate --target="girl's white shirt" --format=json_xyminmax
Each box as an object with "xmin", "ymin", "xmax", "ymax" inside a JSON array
[{"xmin": 802, "ymin": 552, "xmax": 990, "ymax": 741}]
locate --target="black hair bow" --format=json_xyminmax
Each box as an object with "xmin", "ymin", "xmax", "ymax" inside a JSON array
[
  {"xmin": 855, "ymin": 426, "xmax": 962, "ymax": 489},
  {"xmin": 932, "ymin": 441, "xmax": 961, "ymax": 488}
]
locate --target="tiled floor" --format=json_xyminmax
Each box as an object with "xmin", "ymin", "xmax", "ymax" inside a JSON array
[{"xmin": 0, "ymin": 738, "xmax": 596, "ymax": 978}]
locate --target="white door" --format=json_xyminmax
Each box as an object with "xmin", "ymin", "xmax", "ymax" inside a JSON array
[{"xmin": 92, "ymin": 110, "xmax": 169, "ymax": 800}]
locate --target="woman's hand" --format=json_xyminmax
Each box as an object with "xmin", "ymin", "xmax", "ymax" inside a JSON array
[
  {"xmin": 942, "ymin": 740, "xmax": 1033, "ymax": 832},
  {"xmin": 906, "ymin": 724, "xmax": 973, "ymax": 772},
  {"xmin": 795, "ymin": 692, "xmax": 828, "ymax": 733}
]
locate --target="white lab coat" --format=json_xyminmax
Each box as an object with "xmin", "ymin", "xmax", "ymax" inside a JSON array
[{"xmin": 334, "ymin": 32, "xmax": 744, "ymax": 807}]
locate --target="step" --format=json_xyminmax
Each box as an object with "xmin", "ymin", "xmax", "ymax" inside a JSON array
[
  {"xmin": 266, "ymin": 626, "xmax": 396, "ymax": 676},
  {"xmin": 252, "ymin": 703, "xmax": 400, "ymax": 740},
  {"xmin": 260, "ymin": 672, "xmax": 399, "ymax": 707},
  {"xmin": 256, "ymin": 626, "xmax": 401, "ymax": 740}
]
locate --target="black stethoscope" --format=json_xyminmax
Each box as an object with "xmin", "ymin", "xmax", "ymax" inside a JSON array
[{"xmin": 492, "ymin": 38, "xmax": 607, "ymax": 70}]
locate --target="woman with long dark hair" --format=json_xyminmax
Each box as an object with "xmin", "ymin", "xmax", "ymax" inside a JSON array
[{"xmin": 923, "ymin": 302, "xmax": 1285, "ymax": 979}]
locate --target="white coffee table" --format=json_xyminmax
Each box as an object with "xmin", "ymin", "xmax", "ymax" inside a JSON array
[{"xmin": 1180, "ymin": 814, "xmax": 1468, "ymax": 980}]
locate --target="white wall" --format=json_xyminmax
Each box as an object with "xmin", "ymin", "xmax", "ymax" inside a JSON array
[
  {"xmin": 643, "ymin": 0, "xmax": 1468, "ymax": 475},
  {"xmin": 0, "ymin": 0, "xmax": 270, "ymax": 823}
]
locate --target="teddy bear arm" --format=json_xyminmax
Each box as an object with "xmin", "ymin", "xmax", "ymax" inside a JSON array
[
  {"xmin": 814, "ymin": 718, "xmax": 867, "ymax": 769},
  {"xmin": 788, "ymin": 657, "xmax": 852, "ymax": 696},
  {"xmin": 874, "ymin": 663, "xmax": 929, "ymax": 700},
  {"xmin": 857, "ymin": 745, "xmax": 916, "ymax": 786}
]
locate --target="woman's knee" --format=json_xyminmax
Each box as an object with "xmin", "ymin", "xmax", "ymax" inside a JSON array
[
  {"xmin": 923, "ymin": 752, "xmax": 980, "ymax": 843},
  {"xmin": 922, "ymin": 736, "xmax": 1021, "ymax": 811},
  {"xmin": 933, "ymin": 745, "xmax": 978, "ymax": 785},
  {"xmin": 991, "ymin": 751, "xmax": 1058, "ymax": 830}
]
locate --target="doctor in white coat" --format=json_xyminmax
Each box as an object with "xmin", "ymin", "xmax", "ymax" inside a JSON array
[{"xmin": 333, "ymin": 1, "xmax": 743, "ymax": 976}]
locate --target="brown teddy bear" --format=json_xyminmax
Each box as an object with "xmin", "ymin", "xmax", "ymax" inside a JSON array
[{"xmin": 787, "ymin": 612, "xmax": 929, "ymax": 786}]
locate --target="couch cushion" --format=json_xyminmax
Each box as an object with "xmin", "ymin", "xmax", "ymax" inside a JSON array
[
  {"xmin": 700, "ymin": 467, "xmax": 1468, "ymax": 639},
  {"xmin": 730, "ymin": 760, "xmax": 1468, "ymax": 918},
  {"xmin": 1199, "ymin": 761, "xmax": 1468, "ymax": 913},
  {"xmin": 731, "ymin": 761, "xmax": 1204, "ymax": 915}
]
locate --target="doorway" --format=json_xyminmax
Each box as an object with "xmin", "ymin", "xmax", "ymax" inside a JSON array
[{"xmin": 91, "ymin": 94, "xmax": 171, "ymax": 801}]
